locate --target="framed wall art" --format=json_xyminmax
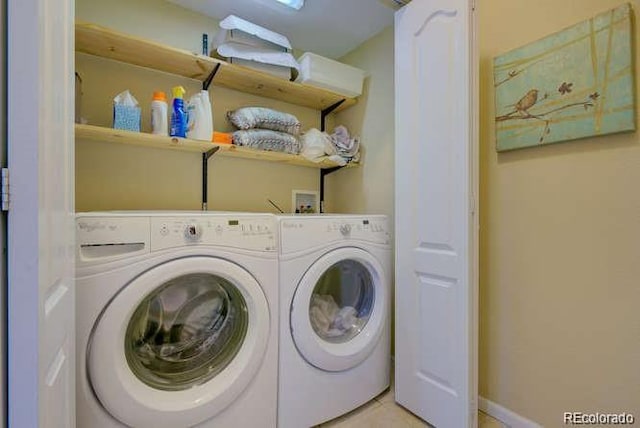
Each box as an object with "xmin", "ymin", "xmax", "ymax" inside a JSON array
[{"xmin": 494, "ymin": 3, "xmax": 636, "ymax": 152}]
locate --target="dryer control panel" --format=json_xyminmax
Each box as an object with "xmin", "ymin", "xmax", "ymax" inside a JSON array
[
  {"xmin": 280, "ymin": 215, "xmax": 390, "ymax": 254},
  {"xmin": 150, "ymin": 216, "xmax": 276, "ymax": 252}
]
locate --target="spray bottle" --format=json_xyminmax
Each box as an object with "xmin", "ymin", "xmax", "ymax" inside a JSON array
[{"xmin": 170, "ymin": 86, "xmax": 187, "ymax": 138}]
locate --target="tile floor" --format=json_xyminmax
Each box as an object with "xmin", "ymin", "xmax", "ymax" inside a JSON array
[{"xmin": 316, "ymin": 386, "xmax": 507, "ymax": 428}]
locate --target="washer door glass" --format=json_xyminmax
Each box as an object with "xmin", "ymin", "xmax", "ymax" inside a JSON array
[
  {"xmin": 290, "ymin": 248, "xmax": 387, "ymax": 372},
  {"xmin": 309, "ymin": 260, "xmax": 374, "ymax": 344},
  {"xmin": 125, "ymin": 272, "xmax": 248, "ymax": 391}
]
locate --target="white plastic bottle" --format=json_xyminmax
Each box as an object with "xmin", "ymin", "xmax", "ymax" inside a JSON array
[
  {"xmin": 151, "ymin": 91, "xmax": 168, "ymax": 135},
  {"xmin": 201, "ymin": 90, "xmax": 213, "ymax": 140},
  {"xmin": 186, "ymin": 90, "xmax": 213, "ymax": 141}
]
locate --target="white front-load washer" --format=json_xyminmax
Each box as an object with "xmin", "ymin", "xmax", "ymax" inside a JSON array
[
  {"xmin": 277, "ymin": 215, "xmax": 391, "ymax": 427},
  {"xmin": 75, "ymin": 212, "xmax": 278, "ymax": 428}
]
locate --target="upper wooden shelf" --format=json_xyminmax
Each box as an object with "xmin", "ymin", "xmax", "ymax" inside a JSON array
[
  {"xmin": 75, "ymin": 22, "xmax": 357, "ymax": 112},
  {"xmin": 76, "ymin": 124, "xmax": 359, "ymax": 170}
]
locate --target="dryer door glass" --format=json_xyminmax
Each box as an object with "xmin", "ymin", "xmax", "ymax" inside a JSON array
[
  {"xmin": 124, "ymin": 273, "xmax": 248, "ymax": 391},
  {"xmin": 309, "ymin": 259, "xmax": 375, "ymax": 344}
]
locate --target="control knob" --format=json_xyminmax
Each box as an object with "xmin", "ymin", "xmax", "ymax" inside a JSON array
[
  {"xmin": 339, "ymin": 223, "xmax": 352, "ymax": 236},
  {"xmin": 184, "ymin": 223, "xmax": 202, "ymax": 241}
]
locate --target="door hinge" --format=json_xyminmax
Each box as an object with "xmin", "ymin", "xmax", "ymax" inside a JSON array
[{"xmin": 1, "ymin": 168, "xmax": 8, "ymax": 211}]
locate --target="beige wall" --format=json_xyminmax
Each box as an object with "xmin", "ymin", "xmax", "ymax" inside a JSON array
[
  {"xmin": 328, "ymin": 26, "xmax": 395, "ymax": 222},
  {"xmin": 76, "ymin": 0, "xmax": 322, "ymax": 212},
  {"xmin": 479, "ymin": 0, "xmax": 640, "ymax": 425}
]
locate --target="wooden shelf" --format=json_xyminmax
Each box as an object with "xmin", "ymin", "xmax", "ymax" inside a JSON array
[
  {"xmin": 76, "ymin": 22, "xmax": 357, "ymax": 112},
  {"xmin": 76, "ymin": 124, "xmax": 358, "ymax": 170}
]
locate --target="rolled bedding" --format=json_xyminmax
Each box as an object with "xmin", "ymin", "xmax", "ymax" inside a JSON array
[
  {"xmin": 232, "ymin": 129, "xmax": 301, "ymax": 154},
  {"xmin": 227, "ymin": 107, "xmax": 301, "ymax": 135}
]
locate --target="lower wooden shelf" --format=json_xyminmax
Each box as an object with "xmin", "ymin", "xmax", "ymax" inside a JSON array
[{"xmin": 75, "ymin": 124, "xmax": 358, "ymax": 169}]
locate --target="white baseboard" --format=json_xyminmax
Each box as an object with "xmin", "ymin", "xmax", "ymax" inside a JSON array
[{"xmin": 479, "ymin": 397, "xmax": 542, "ymax": 428}]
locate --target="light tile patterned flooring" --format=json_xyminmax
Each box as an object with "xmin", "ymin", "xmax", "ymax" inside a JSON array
[{"xmin": 317, "ymin": 386, "xmax": 507, "ymax": 428}]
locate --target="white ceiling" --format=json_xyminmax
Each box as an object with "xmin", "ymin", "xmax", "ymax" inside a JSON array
[{"xmin": 168, "ymin": 0, "xmax": 395, "ymax": 59}]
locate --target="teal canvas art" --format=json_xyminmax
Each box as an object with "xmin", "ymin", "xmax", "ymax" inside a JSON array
[{"xmin": 494, "ymin": 3, "xmax": 636, "ymax": 152}]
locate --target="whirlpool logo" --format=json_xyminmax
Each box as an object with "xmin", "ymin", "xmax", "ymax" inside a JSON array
[
  {"xmin": 77, "ymin": 221, "xmax": 117, "ymax": 232},
  {"xmin": 282, "ymin": 222, "xmax": 303, "ymax": 229}
]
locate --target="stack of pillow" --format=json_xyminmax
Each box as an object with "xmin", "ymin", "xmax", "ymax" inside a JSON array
[{"xmin": 227, "ymin": 107, "xmax": 301, "ymax": 154}]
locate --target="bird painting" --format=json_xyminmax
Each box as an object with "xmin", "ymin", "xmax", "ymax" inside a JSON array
[
  {"xmin": 513, "ymin": 89, "xmax": 539, "ymax": 114},
  {"xmin": 492, "ymin": 3, "xmax": 635, "ymax": 151},
  {"xmin": 497, "ymin": 89, "xmax": 540, "ymax": 120}
]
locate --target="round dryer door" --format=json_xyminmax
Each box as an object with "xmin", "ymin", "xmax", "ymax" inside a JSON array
[
  {"xmin": 290, "ymin": 247, "xmax": 388, "ymax": 372},
  {"xmin": 88, "ymin": 256, "xmax": 270, "ymax": 428}
]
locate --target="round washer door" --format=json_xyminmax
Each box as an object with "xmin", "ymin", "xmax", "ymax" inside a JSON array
[
  {"xmin": 290, "ymin": 247, "xmax": 387, "ymax": 372},
  {"xmin": 89, "ymin": 256, "xmax": 270, "ymax": 428}
]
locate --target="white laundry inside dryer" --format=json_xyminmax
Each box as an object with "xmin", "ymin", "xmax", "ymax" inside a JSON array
[
  {"xmin": 310, "ymin": 295, "xmax": 362, "ymax": 338},
  {"xmin": 308, "ymin": 259, "xmax": 374, "ymax": 343}
]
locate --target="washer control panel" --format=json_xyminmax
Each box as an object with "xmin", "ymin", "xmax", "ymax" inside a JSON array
[
  {"xmin": 151, "ymin": 216, "xmax": 276, "ymax": 252},
  {"xmin": 280, "ymin": 216, "xmax": 389, "ymax": 254}
]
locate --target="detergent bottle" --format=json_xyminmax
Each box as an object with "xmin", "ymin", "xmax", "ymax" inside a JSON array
[
  {"xmin": 186, "ymin": 90, "xmax": 214, "ymax": 141},
  {"xmin": 150, "ymin": 91, "xmax": 168, "ymax": 135},
  {"xmin": 170, "ymin": 86, "xmax": 187, "ymax": 138}
]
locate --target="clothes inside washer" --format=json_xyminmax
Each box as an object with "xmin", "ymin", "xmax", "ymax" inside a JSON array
[
  {"xmin": 126, "ymin": 273, "xmax": 249, "ymax": 391},
  {"xmin": 309, "ymin": 294, "xmax": 365, "ymax": 339}
]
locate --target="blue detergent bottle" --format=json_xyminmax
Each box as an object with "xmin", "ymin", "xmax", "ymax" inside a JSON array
[{"xmin": 170, "ymin": 86, "xmax": 187, "ymax": 138}]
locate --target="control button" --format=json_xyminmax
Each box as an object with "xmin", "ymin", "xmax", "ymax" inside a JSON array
[
  {"xmin": 184, "ymin": 224, "xmax": 202, "ymax": 241},
  {"xmin": 215, "ymin": 225, "xmax": 223, "ymax": 234},
  {"xmin": 159, "ymin": 224, "xmax": 169, "ymax": 236},
  {"xmin": 340, "ymin": 224, "xmax": 352, "ymax": 236}
]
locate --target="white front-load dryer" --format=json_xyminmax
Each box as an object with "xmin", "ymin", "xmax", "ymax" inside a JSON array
[
  {"xmin": 75, "ymin": 212, "xmax": 278, "ymax": 428},
  {"xmin": 277, "ymin": 215, "xmax": 391, "ymax": 427}
]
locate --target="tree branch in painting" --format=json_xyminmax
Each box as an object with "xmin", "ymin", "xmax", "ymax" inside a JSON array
[
  {"xmin": 494, "ymin": 69, "xmax": 523, "ymax": 88},
  {"xmin": 495, "ymin": 84, "xmax": 600, "ymax": 144}
]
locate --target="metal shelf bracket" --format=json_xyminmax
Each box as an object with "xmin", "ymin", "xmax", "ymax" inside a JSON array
[
  {"xmin": 202, "ymin": 146, "xmax": 220, "ymax": 211},
  {"xmin": 319, "ymin": 166, "xmax": 346, "ymax": 213},
  {"xmin": 318, "ymin": 98, "xmax": 347, "ymax": 212},
  {"xmin": 203, "ymin": 63, "xmax": 220, "ymax": 91},
  {"xmin": 320, "ymin": 99, "xmax": 346, "ymax": 132}
]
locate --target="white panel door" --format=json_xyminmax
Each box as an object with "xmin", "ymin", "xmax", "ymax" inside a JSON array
[
  {"xmin": 394, "ymin": 0, "xmax": 478, "ymax": 427},
  {"xmin": 7, "ymin": 0, "xmax": 75, "ymax": 426}
]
